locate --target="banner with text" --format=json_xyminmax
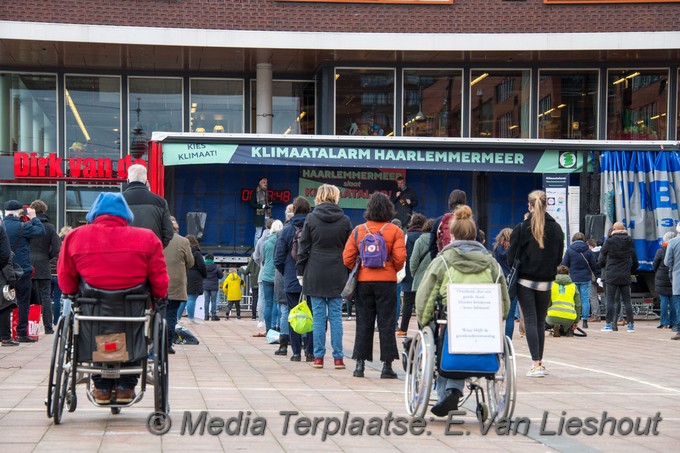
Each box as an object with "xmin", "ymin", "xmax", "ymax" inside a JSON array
[
  {"xmin": 299, "ymin": 168, "xmax": 405, "ymax": 209},
  {"xmin": 162, "ymin": 143, "xmax": 585, "ymax": 174}
]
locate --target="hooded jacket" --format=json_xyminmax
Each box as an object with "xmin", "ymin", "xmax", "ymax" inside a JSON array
[
  {"xmin": 261, "ymin": 232, "xmax": 278, "ymax": 284},
  {"xmin": 29, "ymin": 213, "xmax": 61, "ymax": 279},
  {"xmin": 4, "ymin": 215, "xmax": 45, "ymax": 273},
  {"xmin": 653, "ymin": 245, "xmax": 672, "ymax": 296},
  {"xmin": 664, "ymin": 236, "xmax": 680, "ymax": 295},
  {"xmin": 507, "ymin": 213, "xmax": 564, "ymax": 283},
  {"xmin": 598, "ymin": 230, "xmax": 638, "ymax": 285},
  {"xmin": 274, "ymin": 213, "xmax": 308, "ymax": 293},
  {"xmin": 547, "ymin": 273, "xmax": 582, "ymax": 321},
  {"xmin": 561, "ymin": 240, "xmax": 599, "ymax": 283},
  {"xmin": 186, "ymin": 247, "xmax": 207, "ymax": 295},
  {"xmin": 296, "ymin": 202, "xmax": 352, "ymax": 298},
  {"xmin": 401, "ymin": 228, "xmax": 422, "ymax": 292},
  {"xmin": 409, "ymin": 232, "xmax": 431, "ymax": 293},
  {"xmin": 203, "ymin": 259, "xmax": 223, "ymax": 292},
  {"xmin": 164, "ymin": 233, "xmax": 194, "ymax": 301},
  {"xmin": 416, "ymin": 240, "xmax": 510, "ymax": 327}
]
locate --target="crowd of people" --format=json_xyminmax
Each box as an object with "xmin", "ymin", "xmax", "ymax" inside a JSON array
[{"xmin": 4, "ymin": 168, "xmax": 680, "ymax": 412}]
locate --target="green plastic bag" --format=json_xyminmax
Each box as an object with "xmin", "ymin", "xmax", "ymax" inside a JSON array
[{"xmin": 288, "ymin": 298, "xmax": 313, "ymax": 334}]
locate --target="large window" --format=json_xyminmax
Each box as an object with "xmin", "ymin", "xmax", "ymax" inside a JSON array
[
  {"xmin": 403, "ymin": 70, "xmax": 462, "ymax": 137},
  {"xmin": 607, "ymin": 69, "xmax": 668, "ymax": 140},
  {"xmin": 538, "ymin": 71, "xmax": 598, "ymax": 139},
  {"xmin": 190, "ymin": 79, "xmax": 243, "ymax": 133},
  {"xmin": 335, "ymin": 68, "xmax": 395, "ymax": 136},
  {"xmin": 0, "ymin": 73, "xmax": 57, "ymax": 155},
  {"xmin": 65, "ymin": 75, "xmax": 121, "ymax": 160},
  {"xmin": 129, "ymin": 77, "xmax": 183, "ymax": 157},
  {"xmin": 470, "ymin": 70, "xmax": 530, "ymax": 138},
  {"xmin": 66, "ymin": 186, "xmax": 119, "ymax": 227},
  {"xmin": 250, "ymin": 80, "xmax": 315, "ymax": 134}
]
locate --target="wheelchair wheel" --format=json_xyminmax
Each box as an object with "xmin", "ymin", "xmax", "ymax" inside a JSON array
[
  {"xmin": 404, "ymin": 326, "xmax": 435, "ymax": 417},
  {"xmin": 152, "ymin": 313, "xmax": 169, "ymax": 415},
  {"xmin": 51, "ymin": 311, "xmax": 73, "ymax": 424},
  {"xmin": 486, "ymin": 335, "xmax": 517, "ymax": 421},
  {"xmin": 46, "ymin": 316, "xmax": 65, "ymax": 418}
]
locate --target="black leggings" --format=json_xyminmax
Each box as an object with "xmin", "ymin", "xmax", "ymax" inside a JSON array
[{"xmin": 517, "ymin": 285, "xmax": 551, "ymax": 361}]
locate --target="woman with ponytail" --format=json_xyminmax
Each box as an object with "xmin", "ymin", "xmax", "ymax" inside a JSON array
[{"xmin": 507, "ymin": 190, "xmax": 564, "ymax": 378}]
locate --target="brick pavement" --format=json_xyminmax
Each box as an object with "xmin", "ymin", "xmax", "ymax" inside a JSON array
[{"xmin": 1, "ymin": 316, "xmax": 679, "ymax": 452}]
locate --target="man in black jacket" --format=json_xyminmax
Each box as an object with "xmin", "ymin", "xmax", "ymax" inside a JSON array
[
  {"xmin": 122, "ymin": 164, "xmax": 174, "ymax": 248},
  {"xmin": 29, "ymin": 200, "xmax": 61, "ymax": 334},
  {"xmin": 0, "ymin": 223, "xmax": 15, "ymax": 346},
  {"xmin": 390, "ymin": 175, "xmax": 418, "ymax": 228},
  {"xmin": 598, "ymin": 222, "xmax": 639, "ymax": 332}
]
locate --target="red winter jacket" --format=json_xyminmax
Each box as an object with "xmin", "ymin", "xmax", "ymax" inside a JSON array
[{"xmin": 57, "ymin": 215, "xmax": 169, "ymax": 299}]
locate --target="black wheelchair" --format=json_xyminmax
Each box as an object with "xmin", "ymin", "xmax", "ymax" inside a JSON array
[
  {"xmin": 46, "ymin": 282, "xmax": 169, "ymax": 425},
  {"xmin": 403, "ymin": 297, "xmax": 517, "ymax": 422}
]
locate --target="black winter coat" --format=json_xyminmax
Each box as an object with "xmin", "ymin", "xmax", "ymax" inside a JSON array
[
  {"xmin": 296, "ymin": 203, "xmax": 352, "ymax": 298},
  {"xmin": 391, "ymin": 186, "xmax": 418, "ymax": 227},
  {"xmin": 402, "ymin": 230, "xmax": 422, "ymax": 292},
  {"xmin": 507, "ymin": 213, "xmax": 565, "ymax": 283},
  {"xmin": 0, "ymin": 224, "xmax": 13, "ymax": 311},
  {"xmin": 653, "ymin": 246, "xmax": 672, "ymax": 296},
  {"xmin": 122, "ymin": 181, "xmax": 174, "ymax": 248},
  {"xmin": 561, "ymin": 240, "xmax": 599, "ymax": 283},
  {"xmin": 186, "ymin": 247, "xmax": 207, "ymax": 295},
  {"xmin": 203, "ymin": 261, "xmax": 223, "ymax": 291},
  {"xmin": 598, "ymin": 231, "xmax": 639, "ymax": 285},
  {"xmin": 29, "ymin": 214, "xmax": 61, "ymax": 280},
  {"xmin": 275, "ymin": 213, "xmax": 308, "ymax": 293}
]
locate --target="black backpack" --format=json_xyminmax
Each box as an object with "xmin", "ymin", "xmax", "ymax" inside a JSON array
[
  {"xmin": 290, "ymin": 225, "xmax": 303, "ymax": 262},
  {"xmin": 174, "ymin": 326, "xmax": 200, "ymax": 345}
]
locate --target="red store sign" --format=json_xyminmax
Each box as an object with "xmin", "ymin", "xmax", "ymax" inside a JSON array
[{"xmin": 12, "ymin": 152, "xmax": 146, "ymax": 182}]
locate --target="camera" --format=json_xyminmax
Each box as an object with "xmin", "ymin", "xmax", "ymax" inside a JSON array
[{"xmin": 19, "ymin": 205, "xmax": 30, "ymax": 222}]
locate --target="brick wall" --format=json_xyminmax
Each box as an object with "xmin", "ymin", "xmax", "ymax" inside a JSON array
[{"xmin": 1, "ymin": 0, "xmax": 679, "ymax": 34}]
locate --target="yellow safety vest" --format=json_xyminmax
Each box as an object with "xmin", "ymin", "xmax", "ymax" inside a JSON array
[{"xmin": 548, "ymin": 282, "xmax": 577, "ymax": 321}]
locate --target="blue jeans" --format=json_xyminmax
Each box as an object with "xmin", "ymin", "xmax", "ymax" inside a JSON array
[
  {"xmin": 504, "ymin": 296, "xmax": 519, "ymax": 339},
  {"xmin": 278, "ymin": 303, "xmax": 289, "ymax": 336},
  {"xmin": 671, "ymin": 295, "xmax": 680, "ymax": 332},
  {"xmin": 271, "ymin": 301, "xmax": 281, "ymax": 329},
  {"xmin": 311, "ymin": 297, "xmax": 344, "ymax": 359},
  {"xmin": 51, "ymin": 275, "xmax": 62, "ymax": 325},
  {"xmin": 261, "ymin": 281, "xmax": 275, "ymax": 332},
  {"xmin": 574, "ymin": 281, "xmax": 591, "ymax": 319},
  {"xmin": 436, "ymin": 375, "xmax": 465, "ymax": 404},
  {"xmin": 659, "ymin": 294, "xmax": 671, "ymax": 327},
  {"xmin": 203, "ymin": 290, "xmax": 219, "ymax": 318},
  {"xmin": 185, "ymin": 294, "xmax": 199, "ymax": 319}
]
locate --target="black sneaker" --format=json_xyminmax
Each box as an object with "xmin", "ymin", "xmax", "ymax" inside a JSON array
[
  {"xmin": 2, "ymin": 339, "xmax": 19, "ymax": 347},
  {"xmin": 431, "ymin": 388, "xmax": 463, "ymax": 417},
  {"xmin": 44, "ymin": 329, "xmax": 54, "ymax": 335},
  {"xmin": 290, "ymin": 354, "xmax": 301, "ymax": 362},
  {"xmin": 17, "ymin": 336, "xmax": 36, "ymax": 343}
]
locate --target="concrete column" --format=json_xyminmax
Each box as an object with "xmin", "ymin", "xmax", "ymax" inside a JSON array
[
  {"xmin": 256, "ymin": 63, "xmax": 273, "ymax": 134},
  {"xmin": 44, "ymin": 113, "xmax": 56, "ymax": 154},
  {"xmin": 33, "ymin": 99, "xmax": 44, "ymax": 155},
  {"xmin": 19, "ymin": 93, "xmax": 33, "ymax": 152},
  {"xmin": 0, "ymin": 74, "xmax": 10, "ymax": 153}
]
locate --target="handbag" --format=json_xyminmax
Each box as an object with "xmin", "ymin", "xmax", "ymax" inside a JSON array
[
  {"xmin": 341, "ymin": 262, "xmax": 359, "ymax": 300},
  {"xmin": 507, "ymin": 226, "xmax": 522, "ymax": 301},
  {"xmin": 266, "ymin": 329, "xmax": 280, "ymax": 344},
  {"xmin": 579, "ymin": 252, "xmax": 597, "ymax": 283},
  {"xmin": 288, "ymin": 295, "xmax": 313, "ymax": 334}
]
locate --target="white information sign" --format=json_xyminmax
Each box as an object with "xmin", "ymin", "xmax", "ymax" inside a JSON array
[{"xmin": 447, "ymin": 283, "xmax": 503, "ymax": 354}]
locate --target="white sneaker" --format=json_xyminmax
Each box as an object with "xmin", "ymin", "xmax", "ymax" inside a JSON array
[
  {"xmin": 189, "ymin": 318, "xmax": 201, "ymax": 325},
  {"xmin": 526, "ymin": 366, "xmax": 545, "ymax": 378},
  {"xmin": 538, "ymin": 364, "xmax": 550, "ymax": 376}
]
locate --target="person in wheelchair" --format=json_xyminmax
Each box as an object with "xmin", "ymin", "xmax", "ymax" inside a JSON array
[
  {"xmin": 415, "ymin": 205, "xmax": 510, "ymax": 416},
  {"xmin": 57, "ymin": 192, "xmax": 169, "ymax": 404},
  {"xmin": 545, "ymin": 265, "xmax": 581, "ymax": 338}
]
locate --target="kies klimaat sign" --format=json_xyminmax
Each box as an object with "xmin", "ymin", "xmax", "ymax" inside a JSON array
[{"xmin": 7, "ymin": 152, "xmax": 146, "ymax": 182}]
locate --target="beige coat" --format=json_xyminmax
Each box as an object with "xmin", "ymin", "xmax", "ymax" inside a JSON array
[{"xmin": 163, "ymin": 233, "xmax": 194, "ymax": 301}]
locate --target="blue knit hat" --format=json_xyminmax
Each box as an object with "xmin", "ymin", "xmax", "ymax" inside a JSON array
[{"xmin": 85, "ymin": 192, "xmax": 134, "ymax": 224}]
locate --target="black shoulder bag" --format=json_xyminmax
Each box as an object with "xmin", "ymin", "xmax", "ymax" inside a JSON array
[{"xmin": 506, "ymin": 225, "xmax": 523, "ymax": 300}]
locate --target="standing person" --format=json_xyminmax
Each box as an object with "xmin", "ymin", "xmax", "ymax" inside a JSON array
[
  {"xmin": 178, "ymin": 234, "xmax": 206, "ymax": 324},
  {"xmin": 28, "ymin": 200, "xmax": 61, "ymax": 335},
  {"xmin": 0, "ymin": 223, "xmax": 16, "ymax": 346},
  {"xmin": 58, "ymin": 192, "xmax": 168, "ymax": 403},
  {"xmin": 507, "ymin": 190, "xmax": 564, "ymax": 378},
  {"xmin": 163, "ymin": 217, "xmax": 194, "ymax": 347},
  {"xmin": 653, "ymin": 232, "xmax": 675, "ymax": 329},
  {"xmin": 587, "ymin": 239, "xmax": 603, "ymax": 322},
  {"xmin": 415, "ymin": 205, "xmax": 510, "ymax": 415},
  {"xmin": 243, "ymin": 256, "xmax": 260, "ymax": 321},
  {"xmin": 202, "ymin": 254, "xmax": 223, "ymax": 321},
  {"xmin": 3, "ymin": 200, "xmax": 45, "ymax": 343},
  {"xmin": 222, "ymin": 268, "xmax": 245, "ymax": 319},
  {"xmin": 122, "ymin": 164, "xmax": 174, "ymax": 248},
  {"xmin": 274, "ymin": 196, "xmax": 313, "ymax": 362},
  {"xmin": 343, "ymin": 192, "xmax": 406, "ymax": 379},
  {"xmin": 409, "ymin": 218, "xmax": 434, "ymax": 297},
  {"xmin": 390, "ymin": 175, "xmax": 418, "ymax": 228},
  {"xmin": 296, "ymin": 184, "xmax": 352, "ymax": 369},
  {"xmin": 397, "ymin": 213, "xmax": 426, "ymax": 336},
  {"xmin": 561, "ymin": 232, "xmax": 599, "ymax": 329},
  {"xmin": 261, "ymin": 220, "xmax": 283, "ymax": 336},
  {"xmin": 429, "ymin": 189, "xmax": 483, "ymax": 259},
  {"xmin": 251, "ymin": 177, "xmax": 272, "ymax": 247},
  {"xmin": 493, "ymin": 227, "xmax": 519, "ymax": 339},
  {"xmin": 51, "ymin": 226, "xmax": 72, "ymax": 326},
  {"xmin": 663, "ymin": 224, "xmax": 680, "ymax": 340},
  {"xmin": 545, "ymin": 265, "xmax": 581, "ymax": 337},
  {"xmin": 599, "ymin": 222, "xmax": 638, "ymax": 333}
]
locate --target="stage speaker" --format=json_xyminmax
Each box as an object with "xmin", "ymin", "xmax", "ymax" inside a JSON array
[
  {"xmin": 186, "ymin": 212, "xmax": 207, "ymax": 241},
  {"xmin": 585, "ymin": 214, "xmax": 606, "ymax": 245}
]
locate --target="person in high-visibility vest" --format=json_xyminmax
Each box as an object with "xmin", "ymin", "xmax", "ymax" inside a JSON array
[{"xmin": 546, "ymin": 265, "xmax": 581, "ymax": 337}]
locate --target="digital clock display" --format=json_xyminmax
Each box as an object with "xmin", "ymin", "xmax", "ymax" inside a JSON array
[{"xmin": 241, "ymin": 188, "xmax": 291, "ymax": 204}]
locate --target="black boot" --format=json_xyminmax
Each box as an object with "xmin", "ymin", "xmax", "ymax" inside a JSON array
[
  {"xmin": 275, "ymin": 335, "xmax": 289, "ymax": 356},
  {"xmin": 381, "ymin": 361, "xmax": 398, "ymax": 379},
  {"xmin": 582, "ymin": 319, "xmax": 588, "ymax": 329},
  {"xmin": 353, "ymin": 360, "xmax": 365, "ymax": 378}
]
